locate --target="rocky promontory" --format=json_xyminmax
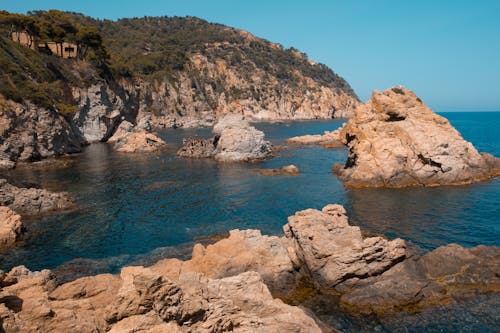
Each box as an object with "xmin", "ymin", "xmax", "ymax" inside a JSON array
[
  {"xmin": 178, "ymin": 114, "xmax": 272, "ymax": 162},
  {"xmin": 0, "ymin": 204, "xmax": 497, "ymax": 332},
  {"xmin": 333, "ymin": 86, "xmax": 500, "ymax": 187}
]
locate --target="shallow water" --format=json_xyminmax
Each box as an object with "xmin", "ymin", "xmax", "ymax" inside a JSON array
[{"xmin": 1, "ymin": 112, "xmax": 499, "ymax": 332}]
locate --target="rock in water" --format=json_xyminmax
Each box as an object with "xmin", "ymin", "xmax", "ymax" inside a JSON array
[
  {"xmin": 333, "ymin": 86, "xmax": 500, "ymax": 187},
  {"xmin": 0, "ymin": 179, "xmax": 74, "ymax": 216},
  {"xmin": 113, "ymin": 132, "xmax": 167, "ymax": 153},
  {"xmin": 257, "ymin": 164, "xmax": 300, "ymax": 176},
  {"xmin": 0, "ymin": 206, "xmax": 23, "ymax": 247},
  {"xmin": 177, "ymin": 114, "xmax": 272, "ymax": 162}
]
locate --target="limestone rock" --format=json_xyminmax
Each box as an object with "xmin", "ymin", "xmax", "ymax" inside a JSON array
[
  {"xmin": 114, "ymin": 132, "xmax": 167, "ymax": 153},
  {"xmin": 0, "ymin": 179, "xmax": 74, "ymax": 216},
  {"xmin": 333, "ymin": 86, "xmax": 500, "ymax": 187},
  {"xmin": 257, "ymin": 164, "xmax": 300, "ymax": 176},
  {"xmin": 0, "ymin": 207, "xmax": 23, "ymax": 247},
  {"xmin": 283, "ymin": 204, "xmax": 407, "ymax": 288}
]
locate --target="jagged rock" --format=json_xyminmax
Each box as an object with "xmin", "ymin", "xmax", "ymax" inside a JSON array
[
  {"xmin": 177, "ymin": 114, "xmax": 272, "ymax": 162},
  {"xmin": 0, "ymin": 178, "xmax": 74, "ymax": 216},
  {"xmin": 156, "ymin": 229, "xmax": 298, "ymax": 294},
  {"xmin": 257, "ymin": 164, "xmax": 300, "ymax": 176},
  {"xmin": 333, "ymin": 86, "xmax": 500, "ymax": 187},
  {"xmin": 283, "ymin": 204, "xmax": 407, "ymax": 288},
  {"xmin": 0, "ymin": 266, "xmax": 322, "ymax": 332},
  {"xmin": 338, "ymin": 244, "xmax": 500, "ymax": 313},
  {"xmin": 0, "ymin": 207, "xmax": 23, "ymax": 247},
  {"xmin": 114, "ymin": 132, "xmax": 167, "ymax": 153},
  {"xmin": 287, "ymin": 127, "xmax": 344, "ymax": 148},
  {"xmin": 0, "ymin": 96, "xmax": 84, "ymax": 166}
]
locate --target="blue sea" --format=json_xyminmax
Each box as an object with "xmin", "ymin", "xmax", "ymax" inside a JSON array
[{"xmin": 1, "ymin": 111, "xmax": 499, "ymax": 332}]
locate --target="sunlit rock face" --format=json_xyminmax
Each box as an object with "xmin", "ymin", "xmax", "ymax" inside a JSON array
[{"xmin": 333, "ymin": 86, "xmax": 500, "ymax": 188}]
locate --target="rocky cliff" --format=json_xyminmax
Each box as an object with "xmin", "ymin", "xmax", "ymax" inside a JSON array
[
  {"xmin": 333, "ymin": 86, "xmax": 500, "ymax": 187},
  {"xmin": 0, "ymin": 12, "xmax": 360, "ymax": 164}
]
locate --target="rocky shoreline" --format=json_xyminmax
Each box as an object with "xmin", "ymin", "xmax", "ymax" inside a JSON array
[{"xmin": 0, "ymin": 204, "xmax": 497, "ymax": 332}]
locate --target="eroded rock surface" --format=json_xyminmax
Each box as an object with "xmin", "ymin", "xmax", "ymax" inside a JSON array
[
  {"xmin": 0, "ymin": 204, "xmax": 498, "ymax": 332},
  {"xmin": 113, "ymin": 132, "xmax": 167, "ymax": 153},
  {"xmin": 0, "ymin": 266, "xmax": 322, "ymax": 332},
  {"xmin": 287, "ymin": 127, "xmax": 344, "ymax": 148},
  {"xmin": 0, "ymin": 178, "xmax": 74, "ymax": 216},
  {"xmin": 284, "ymin": 204, "xmax": 407, "ymax": 288},
  {"xmin": 333, "ymin": 86, "xmax": 500, "ymax": 187},
  {"xmin": 178, "ymin": 114, "xmax": 272, "ymax": 162},
  {"xmin": 0, "ymin": 206, "xmax": 23, "ymax": 247}
]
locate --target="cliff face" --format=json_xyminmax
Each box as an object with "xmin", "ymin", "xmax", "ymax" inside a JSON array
[{"xmin": 0, "ymin": 96, "xmax": 84, "ymax": 165}]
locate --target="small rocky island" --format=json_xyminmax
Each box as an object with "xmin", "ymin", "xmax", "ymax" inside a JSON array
[
  {"xmin": 333, "ymin": 86, "xmax": 500, "ymax": 187},
  {"xmin": 0, "ymin": 204, "xmax": 497, "ymax": 331},
  {"xmin": 177, "ymin": 114, "xmax": 272, "ymax": 162}
]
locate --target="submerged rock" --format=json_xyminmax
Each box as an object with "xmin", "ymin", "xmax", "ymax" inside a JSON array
[
  {"xmin": 257, "ymin": 164, "xmax": 300, "ymax": 176},
  {"xmin": 333, "ymin": 86, "xmax": 500, "ymax": 187},
  {"xmin": 0, "ymin": 179, "xmax": 74, "ymax": 216},
  {"xmin": 177, "ymin": 114, "xmax": 272, "ymax": 162},
  {"xmin": 0, "ymin": 206, "xmax": 23, "ymax": 247}
]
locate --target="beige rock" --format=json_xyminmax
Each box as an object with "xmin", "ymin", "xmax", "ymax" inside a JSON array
[
  {"xmin": 114, "ymin": 132, "xmax": 167, "ymax": 153},
  {"xmin": 333, "ymin": 86, "xmax": 500, "ymax": 187},
  {"xmin": 287, "ymin": 127, "xmax": 344, "ymax": 148},
  {"xmin": 284, "ymin": 204, "xmax": 407, "ymax": 288},
  {"xmin": 0, "ymin": 207, "xmax": 23, "ymax": 247}
]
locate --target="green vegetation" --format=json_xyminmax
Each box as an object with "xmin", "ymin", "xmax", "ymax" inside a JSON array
[{"xmin": 0, "ymin": 10, "xmax": 358, "ymax": 110}]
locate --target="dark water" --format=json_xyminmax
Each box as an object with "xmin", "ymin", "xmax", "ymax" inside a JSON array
[{"xmin": 1, "ymin": 112, "xmax": 499, "ymax": 332}]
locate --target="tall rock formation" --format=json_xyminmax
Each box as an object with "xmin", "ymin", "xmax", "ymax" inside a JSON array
[{"xmin": 333, "ymin": 86, "xmax": 500, "ymax": 187}]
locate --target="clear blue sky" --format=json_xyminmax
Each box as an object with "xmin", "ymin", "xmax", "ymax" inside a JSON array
[{"xmin": 2, "ymin": 0, "xmax": 500, "ymax": 111}]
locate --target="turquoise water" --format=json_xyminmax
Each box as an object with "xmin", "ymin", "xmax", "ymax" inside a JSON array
[{"xmin": 0, "ymin": 112, "xmax": 499, "ymax": 332}]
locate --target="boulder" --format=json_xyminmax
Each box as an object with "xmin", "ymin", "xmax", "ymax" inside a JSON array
[
  {"xmin": 257, "ymin": 164, "xmax": 300, "ymax": 176},
  {"xmin": 284, "ymin": 204, "xmax": 407, "ymax": 288},
  {"xmin": 0, "ymin": 207, "xmax": 23, "ymax": 247},
  {"xmin": 0, "ymin": 179, "xmax": 74, "ymax": 216},
  {"xmin": 114, "ymin": 132, "xmax": 167, "ymax": 153},
  {"xmin": 333, "ymin": 86, "xmax": 500, "ymax": 187},
  {"xmin": 177, "ymin": 114, "xmax": 272, "ymax": 162}
]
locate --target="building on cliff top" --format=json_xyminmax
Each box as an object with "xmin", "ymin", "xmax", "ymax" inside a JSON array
[{"xmin": 10, "ymin": 30, "xmax": 77, "ymax": 59}]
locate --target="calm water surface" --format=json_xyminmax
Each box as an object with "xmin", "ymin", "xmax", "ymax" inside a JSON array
[{"xmin": 1, "ymin": 112, "xmax": 499, "ymax": 332}]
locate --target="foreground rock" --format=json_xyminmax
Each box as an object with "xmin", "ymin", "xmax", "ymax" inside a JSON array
[
  {"xmin": 333, "ymin": 86, "xmax": 500, "ymax": 188},
  {"xmin": 287, "ymin": 127, "xmax": 344, "ymax": 148},
  {"xmin": 257, "ymin": 164, "xmax": 300, "ymax": 176},
  {"xmin": 0, "ymin": 267, "xmax": 322, "ymax": 332},
  {"xmin": 0, "ymin": 95, "xmax": 85, "ymax": 168},
  {"xmin": 177, "ymin": 114, "xmax": 272, "ymax": 162},
  {"xmin": 0, "ymin": 204, "xmax": 498, "ymax": 332},
  {"xmin": 0, "ymin": 206, "xmax": 23, "ymax": 247},
  {"xmin": 0, "ymin": 179, "xmax": 74, "ymax": 216}
]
